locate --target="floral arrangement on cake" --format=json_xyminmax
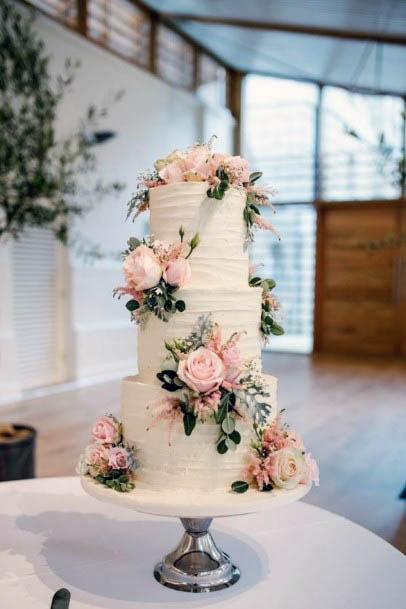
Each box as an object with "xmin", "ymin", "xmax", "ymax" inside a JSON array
[
  {"xmin": 231, "ymin": 414, "xmax": 319, "ymax": 494},
  {"xmin": 127, "ymin": 140, "xmax": 278, "ymax": 242},
  {"xmin": 249, "ymin": 272, "xmax": 284, "ymax": 342},
  {"xmin": 154, "ymin": 315, "xmax": 273, "ymax": 454},
  {"xmin": 114, "ymin": 227, "xmax": 199, "ymax": 324},
  {"xmin": 77, "ymin": 415, "xmax": 137, "ymax": 492}
]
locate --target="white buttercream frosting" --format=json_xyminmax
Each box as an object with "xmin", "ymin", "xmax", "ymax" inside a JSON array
[
  {"xmin": 119, "ymin": 180, "xmax": 279, "ymax": 494},
  {"xmin": 149, "ymin": 182, "xmax": 248, "ymax": 289},
  {"xmin": 137, "ymin": 287, "xmax": 262, "ymax": 383},
  {"xmin": 121, "ymin": 375, "xmax": 277, "ymax": 492}
]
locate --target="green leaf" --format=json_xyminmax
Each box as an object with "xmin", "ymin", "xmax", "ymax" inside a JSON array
[
  {"xmin": 164, "ymin": 300, "xmax": 173, "ymax": 312},
  {"xmin": 231, "ymin": 480, "xmax": 249, "ymax": 493},
  {"xmin": 126, "ymin": 299, "xmax": 139, "ymax": 311},
  {"xmin": 215, "ymin": 398, "xmax": 228, "ymax": 424},
  {"xmin": 250, "ymin": 203, "xmax": 260, "ymax": 215},
  {"xmin": 221, "ymin": 416, "xmax": 235, "ymax": 435},
  {"xmin": 175, "ymin": 300, "xmax": 186, "ymax": 312},
  {"xmin": 183, "ymin": 412, "xmax": 196, "ymax": 436},
  {"xmin": 213, "ymin": 186, "xmax": 224, "ymax": 200},
  {"xmin": 262, "ymin": 483, "xmax": 274, "ymax": 492},
  {"xmin": 127, "ymin": 237, "xmax": 141, "ymax": 250},
  {"xmin": 263, "ymin": 278, "xmax": 276, "ymax": 290},
  {"xmin": 249, "ymin": 171, "xmax": 262, "ymax": 184},
  {"xmin": 271, "ymin": 323, "xmax": 284, "ymax": 336},
  {"xmin": 217, "ymin": 439, "xmax": 228, "ymax": 454},
  {"xmin": 225, "ymin": 437, "xmax": 237, "ymax": 451},
  {"xmin": 249, "ymin": 276, "xmax": 262, "ymax": 287},
  {"xmin": 229, "ymin": 430, "xmax": 241, "ymax": 444}
]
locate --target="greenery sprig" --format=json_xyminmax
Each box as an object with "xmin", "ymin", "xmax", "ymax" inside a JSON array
[
  {"xmin": 249, "ymin": 275, "xmax": 284, "ymax": 341},
  {"xmin": 95, "ymin": 470, "xmax": 135, "ymax": 493}
]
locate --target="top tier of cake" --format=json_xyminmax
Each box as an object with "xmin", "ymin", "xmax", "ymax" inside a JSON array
[{"xmin": 149, "ymin": 181, "xmax": 249, "ymax": 289}]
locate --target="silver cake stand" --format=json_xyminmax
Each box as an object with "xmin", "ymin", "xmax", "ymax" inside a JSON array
[{"xmin": 81, "ymin": 476, "xmax": 310, "ymax": 593}]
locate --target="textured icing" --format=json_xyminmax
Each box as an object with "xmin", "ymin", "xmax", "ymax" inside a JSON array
[
  {"xmin": 149, "ymin": 182, "xmax": 248, "ymax": 289},
  {"xmin": 121, "ymin": 375, "xmax": 277, "ymax": 492},
  {"xmin": 137, "ymin": 286, "xmax": 262, "ymax": 383}
]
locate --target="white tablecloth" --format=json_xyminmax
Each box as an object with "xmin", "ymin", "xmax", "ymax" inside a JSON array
[{"xmin": 0, "ymin": 477, "xmax": 404, "ymax": 609}]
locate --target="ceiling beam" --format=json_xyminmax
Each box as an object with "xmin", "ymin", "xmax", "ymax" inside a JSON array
[{"xmin": 161, "ymin": 13, "xmax": 406, "ymax": 46}]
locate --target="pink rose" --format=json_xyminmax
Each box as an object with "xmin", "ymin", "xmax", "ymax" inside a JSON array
[
  {"xmin": 123, "ymin": 245, "xmax": 162, "ymax": 291},
  {"xmin": 183, "ymin": 146, "xmax": 211, "ymax": 180},
  {"xmin": 91, "ymin": 415, "xmax": 120, "ymax": 444},
  {"xmin": 159, "ymin": 161, "xmax": 185, "ymax": 184},
  {"xmin": 266, "ymin": 447, "xmax": 306, "ymax": 490},
  {"xmin": 222, "ymin": 344, "xmax": 243, "ymax": 383},
  {"xmin": 301, "ymin": 453, "xmax": 320, "ymax": 487},
  {"xmin": 178, "ymin": 347, "xmax": 225, "ymax": 394},
  {"xmin": 85, "ymin": 443, "xmax": 110, "ymax": 476},
  {"xmin": 164, "ymin": 257, "xmax": 192, "ymax": 287},
  {"xmin": 108, "ymin": 446, "xmax": 130, "ymax": 470}
]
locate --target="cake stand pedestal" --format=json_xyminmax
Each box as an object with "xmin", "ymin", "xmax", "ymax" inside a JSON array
[
  {"xmin": 81, "ymin": 477, "xmax": 310, "ymax": 593},
  {"xmin": 154, "ymin": 517, "xmax": 240, "ymax": 592}
]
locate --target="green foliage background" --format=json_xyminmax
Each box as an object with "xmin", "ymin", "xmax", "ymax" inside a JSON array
[{"xmin": 0, "ymin": 1, "xmax": 123, "ymax": 244}]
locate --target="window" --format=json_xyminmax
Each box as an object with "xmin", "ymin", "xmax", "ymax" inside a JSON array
[
  {"xmin": 244, "ymin": 76, "xmax": 319, "ymax": 203},
  {"xmin": 320, "ymin": 88, "xmax": 404, "ymax": 201},
  {"xmin": 197, "ymin": 53, "xmax": 227, "ymax": 107},
  {"xmin": 156, "ymin": 25, "xmax": 195, "ymax": 90},
  {"xmin": 29, "ymin": 0, "xmax": 77, "ymax": 26},
  {"xmin": 88, "ymin": 0, "xmax": 150, "ymax": 67},
  {"xmin": 243, "ymin": 75, "xmax": 319, "ymax": 353}
]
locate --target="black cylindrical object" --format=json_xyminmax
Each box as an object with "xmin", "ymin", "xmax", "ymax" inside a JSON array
[{"xmin": 0, "ymin": 425, "xmax": 36, "ymax": 481}]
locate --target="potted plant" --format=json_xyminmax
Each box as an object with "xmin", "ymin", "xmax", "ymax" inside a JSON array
[{"xmin": 0, "ymin": 424, "xmax": 36, "ymax": 481}]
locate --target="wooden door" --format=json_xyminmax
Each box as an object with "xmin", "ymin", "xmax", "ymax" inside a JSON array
[{"xmin": 314, "ymin": 201, "xmax": 406, "ymax": 356}]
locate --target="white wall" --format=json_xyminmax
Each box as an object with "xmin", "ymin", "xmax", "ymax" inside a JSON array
[{"xmin": 0, "ymin": 12, "xmax": 234, "ymax": 401}]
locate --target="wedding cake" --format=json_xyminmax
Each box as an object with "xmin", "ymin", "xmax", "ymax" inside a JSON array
[{"xmin": 78, "ymin": 143, "xmax": 318, "ymax": 496}]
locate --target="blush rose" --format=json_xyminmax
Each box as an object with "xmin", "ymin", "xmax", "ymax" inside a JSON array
[
  {"xmin": 108, "ymin": 446, "xmax": 130, "ymax": 470},
  {"xmin": 178, "ymin": 347, "xmax": 225, "ymax": 394},
  {"xmin": 164, "ymin": 257, "xmax": 192, "ymax": 287},
  {"xmin": 266, "ymin": 447, "xmax": 307, "ymax": 490},
  {"xmin": 91, "ymin": 415, "xmax": 120, "ymax": 445},
  {"xmin": 123, "ymin": 245, "xmax": 162, "ymax": 291}
]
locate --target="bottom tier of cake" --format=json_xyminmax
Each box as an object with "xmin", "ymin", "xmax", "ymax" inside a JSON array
[{"xmin": 121, "ymin": 374, "xmax": 278, "ymax": 493}]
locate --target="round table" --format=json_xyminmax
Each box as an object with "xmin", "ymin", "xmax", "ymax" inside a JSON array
[{"xmin": 0, "ymin": 477, "xmax": 404, "ymax": 609}]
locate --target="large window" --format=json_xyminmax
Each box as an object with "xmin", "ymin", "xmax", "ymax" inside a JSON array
[
  {"xmin": 243, "ymin": 76, "xmax": 318, "ymax": 353},
  {"xmin": 320, "ymin": 88, "xmax": 404, "ymax": 201}
]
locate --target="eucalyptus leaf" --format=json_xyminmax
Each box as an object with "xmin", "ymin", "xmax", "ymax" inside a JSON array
[
  {"xmin": 249, "ymin": 171, "xmax": 262, "ymax": 183},
  {"xmin": 221, "ymin": 416, "xmax": 235, "ymax": 435},
  {"xmin": 229, "ymin": 430, "xmax": 241, "ymax": 444},
  {"xmin": 175, "ymin": 300, "xmax": 186, "ymax": 312},
  {"xmin": 126, "ymin": 299, "xmax": 139, "ymax": 311},
  {"xmin": 225, "ymin": 437, "xmax": 237, "ymax": 451},
  {"xmin": 271, "ymin": 323, "xmax": 285, "ymax": 336},
  {"xmin": 217, "ymin": 439, "xmax": 228, "ymax": 454},
  {"xmin": 231, "ymin": 480, "xmax": 249, "ymax": 493}
]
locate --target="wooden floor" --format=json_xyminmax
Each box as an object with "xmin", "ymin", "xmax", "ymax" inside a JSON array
[{"xmin": 1, "ymin": 353, "xmax": 405, "ymax": 553}]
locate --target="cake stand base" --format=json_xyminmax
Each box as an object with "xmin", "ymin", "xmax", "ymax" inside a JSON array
[
  {"xmin": 154, "ymin": 517, "xmax": 240, "ymax": 593},
  {"xmin": 81, "ymin": 476, "xmax": 312, "ymax": 593}
]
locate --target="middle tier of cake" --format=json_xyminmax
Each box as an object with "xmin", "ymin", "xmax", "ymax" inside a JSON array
[{"xmin": 137, "ymin": 286, "xmax": 262, "ymax": 383}]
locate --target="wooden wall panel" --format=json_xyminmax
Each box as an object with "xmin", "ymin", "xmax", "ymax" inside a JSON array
[{"xmin": 314, "ymin": 201, "xmax": 406, "ymax": 356}]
